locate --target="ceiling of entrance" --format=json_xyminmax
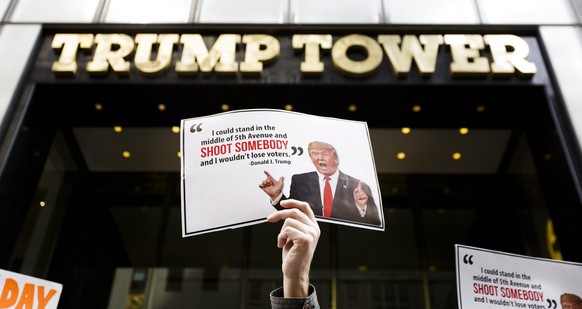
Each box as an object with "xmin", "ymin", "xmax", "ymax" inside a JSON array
[{"xmin": 72, "ymin": 127, "xmax": 531, "ymax": 174}]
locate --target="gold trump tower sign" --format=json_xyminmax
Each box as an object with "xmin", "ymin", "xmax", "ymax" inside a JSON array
[{"xmin": 50, "ymin": 33, "xmax": 537, "ymax": 77}]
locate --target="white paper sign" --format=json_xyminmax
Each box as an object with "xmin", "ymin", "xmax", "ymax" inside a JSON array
[
  {"xmin": 456, "ymin": 244, "xmax": 582, "ymax": 309},
  {"xmin": 0, "ymin": 269, "xmax": 62, "ymax": 309},
  {"xmin": 180, "ymin": 109, "xmax": 385, "ymax": 237}
]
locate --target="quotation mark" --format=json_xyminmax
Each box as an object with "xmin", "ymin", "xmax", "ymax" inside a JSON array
[
  {"xmin": 547, "ymin": 299, "xmax": 557, "ymax": 308},
  {"xmin": 291, "ymin": 146, "xmax": 303, "ymax": 156},
  {"xmin": 190, "ymin": 123, "xmax": 203, "ymax": 133},
  {"xmin": 463, "ymin": 254, "xmax": 474, "ymax": 265}
]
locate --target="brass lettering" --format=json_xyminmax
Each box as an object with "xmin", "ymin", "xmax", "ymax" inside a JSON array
[
  {"xmin": 175, "ymin": 34, "xmax": 240, "ymax": 74},
  {"xmin": 445, "ymin": 34, "xmax": 490, "ymax": 75},
  {"xmin": 134, "ymin": 33, "xmax": 179, "ymax": 74},
  {"xmin": 51, "ymin": 34, "xmax": 94, "ymax": 73},
  {"xmin": 86, "ymin": 34, "xmax": 134, "ymax": 74},
  {"xmin": 378, "ymin": 34, "xmax": 443, "ymax": 76},
  {"xmin": 484, "ymin": 34, "xmax": 537, "ymax": 77},
  {"xmin": 175, "ymin": 34, "xmax": 203, "ymax": 73},
  {"xmin": 239, "ymin": 34, "xmax": 280, "ymax": 74},
  {"xmin": 49, "ymin": 32, "xmax": 537, "ymax": 78},
  {"xmin": 332, "ymin": 34, "xmax": 382, "ymax": 77},
  {"xmin": 292, "ymin": 34, "xmax": 332, "ymax": 74}
]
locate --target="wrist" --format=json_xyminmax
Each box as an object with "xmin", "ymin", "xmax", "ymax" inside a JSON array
[{"xmin": 283, "ymin": 275, "xmax": 309, "ymax": 298}]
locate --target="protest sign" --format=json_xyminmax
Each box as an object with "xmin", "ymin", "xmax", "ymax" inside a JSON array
[
  {"xmin": 456, "ymin": 244, "xmax": 582, "ymax": 309},
  {"xmin": 0, "ymin": 269, "xmax": 62, "ymax": 309},
  {"xmin": 180, "ymin": 109, "xmax": 384, "ymax": 236}
]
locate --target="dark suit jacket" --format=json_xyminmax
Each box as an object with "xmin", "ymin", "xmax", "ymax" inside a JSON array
[{"xmin": 281, "ymin": 171, "xmax": 381, "ymax": 226}]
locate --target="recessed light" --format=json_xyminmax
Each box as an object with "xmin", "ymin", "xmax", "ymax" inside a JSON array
[
  {"xmin": 396, "ymin": 152, "xmax": 406, "ymax": 160},
  {"xmin": 95, "ymin": 103, "xmax": 103, "ymax": 110},
  {"xmin": 158, "ymin": 104, "xmax": 166, "ymax": 111},
  {"xmin": 221, "ymin": 104, "xmax": 230, "ymax": 111},
  {"xmin": 284, "ymin": 104, "xmax": 293, "ymax": 111},
  {"xmin": 412, "ymin": 105, "xmax": 421, "ymax": 112},
  {"xmin": 452, "ymin": 152, "xmax": 462, "ymax": 160},
  {"xmin": 401, "ymin": 127, "xmax": 411, "ymax": 134},
  {"xmin": 348, "ymin": 104, "xmax": 357, "ymax": 112},
  {"xmin": 114, "ymin": 126, "xmax": 123, "ymax": 133},
  {"xmin": 459, "ymin": 127, "xmax": 469, "ymax": 135},
  {"xmin": 40, "ymin": 201, "xmax": 46, "ymax": 207},
  {"xmin": 122, "ymin": 151, "xmax": 131, "ymax": 158},
  {"xmin": 171, "ymin": 126, "xmax": 180, "ymax": 134},
  {"xmin": 476, "ymin": 105, "xmax": 486, "ymax": 112}
]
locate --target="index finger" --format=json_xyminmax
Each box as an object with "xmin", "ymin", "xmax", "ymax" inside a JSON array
[
  {"xmin": 268, "ymin": 199, "xmax": 316, "ymax": 224},
  {"xmin": 263, "ymin": 170, "xmax": 275, "ymax": 181}
]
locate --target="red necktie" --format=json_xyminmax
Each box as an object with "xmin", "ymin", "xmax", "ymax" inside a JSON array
[{"xmin": 323, "ymin": 176, "xmax": 333, "ymax": 217}]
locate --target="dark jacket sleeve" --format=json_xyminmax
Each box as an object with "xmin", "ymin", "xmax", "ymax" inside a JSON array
[{"xmin": 270, "ymin": 285, "xmax": 320, "ymax": 309}]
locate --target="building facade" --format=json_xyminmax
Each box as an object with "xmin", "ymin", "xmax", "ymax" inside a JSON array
[{"xmin": 1, "ymin": 1, "xmax": 582, "ymax": 308}]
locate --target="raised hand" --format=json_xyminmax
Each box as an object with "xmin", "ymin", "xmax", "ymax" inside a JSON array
[
  {"xmin": 353, "ymin": 180, "xmax": 368, "ymax": 209},
  {"xmin": 259, "ymin": 170, "xmax": 284, "ymax": 201},
  {"xmin": 267, "ymin": 199, "xmax": 320, "ymax": 297}
]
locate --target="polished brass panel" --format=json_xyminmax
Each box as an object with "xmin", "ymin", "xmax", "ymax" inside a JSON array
[
  {"xmin": 86, "ymin": 34, "xmax": 135, "ymax": 74},
  {"xmin": 444, "ymin": 34, "xmax": 490, "ymax": 75},
  {"xmin": 378, "ymin": 35, "xmax": 443, "ymax": 76},
  {"xmin": 332, "ymin": 34, "xmax": 382, "ymax": 77},
  {"xmin": 51, "ymin": 34, "xmax": 94, "ymax": 74},
  {"xmin": 292, "ymin": 34, "xmax": 332, "ymax": 74},
  {"xmin": 484, "ymin": 35, "xmax": 537, "ymax": 77},
  {"xmin": 134, "ymin": 34, "xmax": 179, "ymax": 74},
  {"xmin": 175, "ymin": 34, "xmax": 240, "ymax": 74},
  {"xmin": 240, "ymin": 34, "xmax": 280, "ymax": 74}
]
